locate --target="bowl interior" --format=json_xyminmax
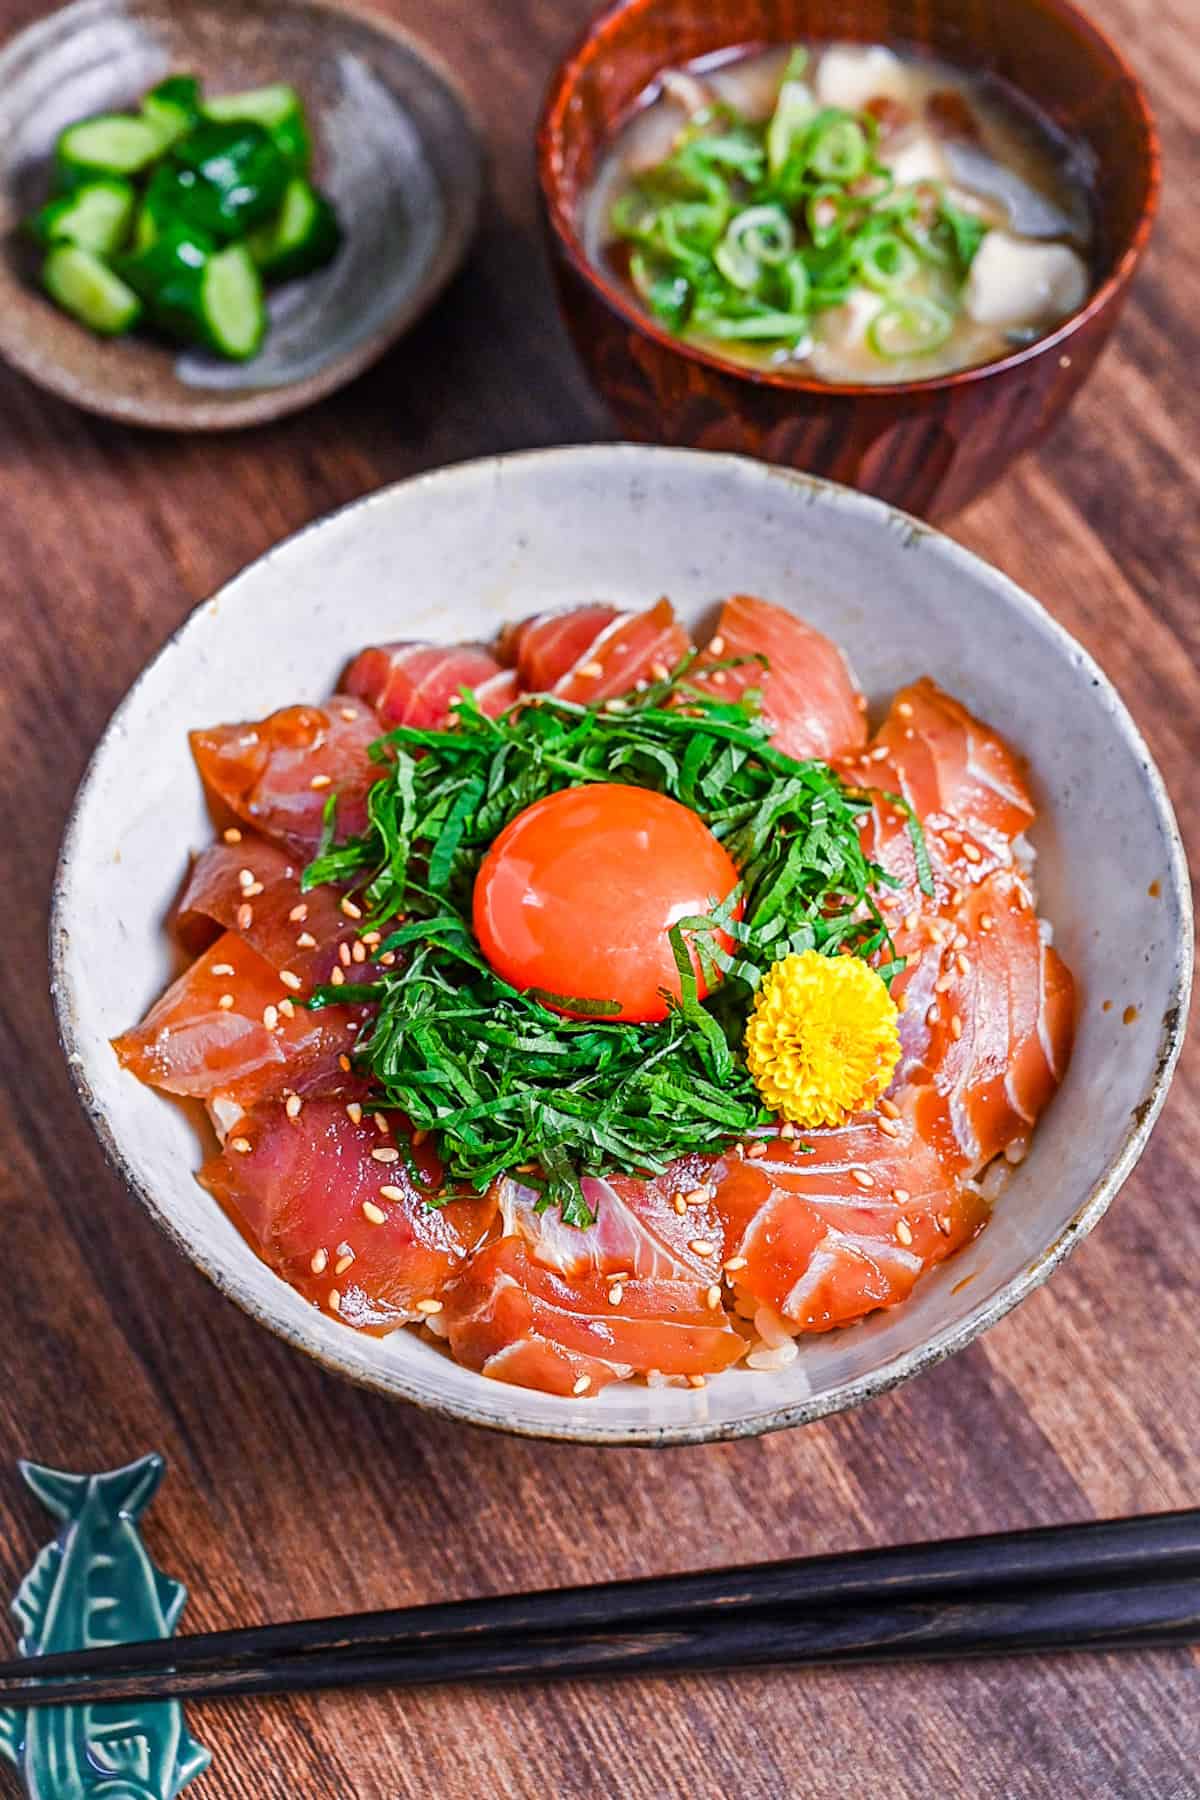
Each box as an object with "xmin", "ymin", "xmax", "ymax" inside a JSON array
[
  {"xmin": 540, "ymin": 0, "xmax": 1157, "ymax": 372},
  {"xmin": 52, "ymin": 447, "xmax": 1191, "ymax": 1444},
  {"xmin": 0, "ymin": 0, "xmax": 482, "ymax": 428}
]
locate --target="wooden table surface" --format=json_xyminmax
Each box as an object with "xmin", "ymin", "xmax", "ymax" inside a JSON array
[{"xmin": 1, "ymin": 0, "xmax": 1196, "ymax": 1795}]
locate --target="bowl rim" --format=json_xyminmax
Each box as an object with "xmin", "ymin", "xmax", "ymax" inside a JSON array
[
  {"xmin": 49, "ymin": 444, "xmax": 1194, "ymax": 1445},
  {"xmin": 0, "ymin": 0, "xmax": 485, "ymax": 431},
  {"xmin": 536, "ymin": 0, "xmax": 1162, "ymax": 401}
]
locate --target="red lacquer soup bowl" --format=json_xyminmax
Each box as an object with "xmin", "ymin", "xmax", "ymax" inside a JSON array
[{"xmin": 537, "ymin": 0, "xmax": 1160, "ymax": 519}]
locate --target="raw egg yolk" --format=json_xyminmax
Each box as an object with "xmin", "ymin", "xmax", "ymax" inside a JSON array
[{"xmin": 472, "ymin": 784, "xmax": 741, "ymax": 1023}]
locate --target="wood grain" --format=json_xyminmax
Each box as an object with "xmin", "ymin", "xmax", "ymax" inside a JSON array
[{"xmin": 0, "ymin": 0, "xmax": 1196, "ymax": 1795}]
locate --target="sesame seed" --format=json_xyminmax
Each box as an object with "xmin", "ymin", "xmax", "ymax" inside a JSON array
[
  {"xmin": 936, "ymin": 1213, "xmax": 952, "ymax": 1235},
  {"xmin": 896, "ymin": 1218, "xmax": 914, "ymax": 1245},
  {"xmin": 651, "ymin": 661, "xmax": 669, "ymax": 681},
  {"xmin": 285, "ymin": 1094, "xmax": 302, "ymax": 1119},
  {"xmin": 950, "ymin": 1014, "xmax": 963, "ymax": 1039},
  {"xmin": 340, "ymin": 897, "xmax": 363, "ymax": 920},
  {"xmin": 338, "ymin": 1054, "xmax": 352, "ymax": 1073},
  {"xmin": 262, "ymin": 1004, "xmax": 279, "ymax": 1030},
  {"xmin": 705, "ymin": 1284, "xmax": 722, "ymax": 1310},
  {"xmin": 310, "ymin": 1248, "xmax": 328, "ymax": 1274},
  {"xmin": 746, "ymin": 1142, "xmax": 769, "ymax": 1159},
  {"xmin": 236, "ymin": 903, "xmax": 253, "ymax": 930},
  {"xmin": 673, "ymin": 1194, "xmax": 687, "ymax": 1215},
  {"xmin": 230, "ymin": 1136, "xmax": 252, "ymax": 1154},
  {"xmin": 724, "ymin": 1256, "xmax": 748, "ymax": 1273},
  {"xmin": 687, "ymin": 1375, "xmax": 707, "ymax": 1389},
  {"xmin": 572, "ymin": 1374, "xmax": 591, "ymax": 1394},
  {"xmin": 211, "ymin": 962, "xmax": 235, "ymax": 976},
  {"xmin": 878, "ymin": 1097, "xmax": 899, "ymax": 1119},
  {"xmin": 338, "ymin": 943, "xmax": 352, "ymax": 968},
  {"xmin": 360, "ymin": 930, "xmax": 381, "ymax": 947},
  {"xmin": 296, "ymin": 933, "xmax": 317, "ymax": 952},
  {"xmin": 380, "ymin": 951, "xmax": 396, "ymax": 966},
  {"xmin": 608, "ymin": 1283, "xmax": 624, "ymax": 1306},
  {"xmin": 878, "ymin": 1116, "xmax": 902, "ymax": 1138},
  {"xmin": 897, "ymin": 700, "xmax": 914, "ymax": 717},
  {"xmin": 956, "ymin": 953, "xmax": 969, "ymax": 977},
  {"xmin": 237, "ymin": 867, "xmax": 255, "ymax": 889},
  {"xmin": 689, "ymin": 1240, "xmax": 716, "ymax": 1257},
  {"xmin": 926, "ymin": 1004, "xmax": 940, "ymax": 1025},
  {"xmin": 218, "ymin": 992, "xmax": 235, "ymax": 1010},
  {"xmin": 328, "ymin": 1289, "xmax": 341, "ymax": 1312},
  {"xmin": 373, "ymin": 1113, "xmax": 389, "ymax": 1134},
  {"xmin": 278, "ymin": 999, "xmax": 295, "ymax": 1019},
  {"xmin": 289, "ymin": 903, "xmax": 308, "ymax": 923},
  {"xmin": 346, "ymin": 1102, "xmax": 363, "ymax": 1124},
  {"xmin": 892, "ymin": 1187, "xmax": 911, "ymax": 1204},
  {"xmin": 710, "ymin": 670, "xmax": 726, "ymax": 686},
  {"xmin": 962, "ymin": 841, "xmax": 982, "ymax": 864},
  {"xmin": 953, "ymin": 931, "xmax": 968, "ymax": 950},
  {"xmin": 579, "ymin": 660, "xmax": 604, "ymax": 678},
  {"xmin": 416, "ymin": 1298, "xmax": 444, "ymax": 1317},
  {"xmin": 870, "ymin": 743, "xmax": 890, "ymax": 761},
  {"xmin": 330, "ymin": 967, "xmax": 345, "ymax": 986},
  {"xmin": 605, "ymin": 698, "xmax": 629, "ymax": 713},
  {"xmin": 340, "ymin": 706, "xmax": 359, "ymax": 722},
  {"xmin": 310, "ymin": 773, "xmax": 332, "ymax": 790},
  {"xmin": 334, "ymin": 1253, "xmax": 354, "ymax": 1275},
  {"xmin": 903, "ymin": 910, "xmax": 919, "ymax": 934},
  {"xmin": 980, "ymin": 914, "xmax": 994, "ymax": 931},
  {"xmin": 780, "ymin": 1121, "xmax": 797, "ymax": 1140},
  {"xmin": 683, "ymin": 1186, "xmax": 709, "ymax": 1208},
  {"xmin": 362, "ymin": 1200, "xmax": 387, "ymax": 1225},
  {"xmin": 851, "ymin": 1168, "xmax": 875, "ymax": 1189},
  {"xmin": 223, "ymin": 826, "xmax": 243, "ymax": 844},
  {"xmin": 371, "ymin": 1147, "xmax": 399, "ymax": 1164},
  {"xmin": 352, "ymin": 941, "xmax": 367, "ymax": 963},
  {"xmin": 244, "ymin": 881, "xmax": 264, "ymax": 898}
]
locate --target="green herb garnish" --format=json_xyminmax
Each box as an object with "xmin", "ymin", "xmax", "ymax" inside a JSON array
[
  {"xmin": 306, "ymin": 663, "xmax": 912, "ymax": 1223},
  {"xmin": 608, "ymin": 48, "xmax": 989, "ymax": 361}
]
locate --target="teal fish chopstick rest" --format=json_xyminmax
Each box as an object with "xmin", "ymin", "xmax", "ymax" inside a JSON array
[{"xmin": 0, "ymin": 1455, "xmax": 210, "ymax": 1800}]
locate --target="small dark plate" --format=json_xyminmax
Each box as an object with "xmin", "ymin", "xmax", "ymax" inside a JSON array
[{"xmin": 0, "ymin": 0, "xmax": 483, "ymax": 429}]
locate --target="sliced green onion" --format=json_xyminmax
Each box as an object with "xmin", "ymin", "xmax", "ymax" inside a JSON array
[
  {"xmin": 693, "ymin": 307, "xmax": 812, "ymax": 340},
  {"xmin": 867, "ymin": 296, "xmax": 954, "ymax": 359},
  {"xmin": 856, "ymin": 230, "xmax": 922, "ymax": 293},
  {"xmin": 779, "ymin": 253, "xmax": 810, "ymax": 314},
  {"xmin": 714, "ymin": 204, "xmax": 794, "ymax": 289},
  {"xmin": 766, "ymin": 47, "xmax": 815, "ymax": 178},
  {"xmin": 807, "ymin": 114, "xmax": 869, "ymax": 183}
]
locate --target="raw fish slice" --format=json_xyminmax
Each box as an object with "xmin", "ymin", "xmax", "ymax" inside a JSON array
[
  {"xmin": 442, "ymin": 1237, "xmax": 746, "ymax": 1392},
  {"xmin": 112, "ymin": 932, "xmax": 361, "ymax": 1108},
  {"xmin": 710, "ymin": 1099, "xmax": 980, "ymax": 1333},
  {"xmin": 550, "ymin": 598, "xmax": 690, "ymax": 702},
  {"xmin": 498, "ymin": 1160, "xmax": 724, "ymax": 1283},
  {"xmin": 176, "ymin": 835, "xmax": 369, "ymax": 985},
  {"xmin": 199, "ymin": 1098, "xmax": 495, "ymax": 1332},
  {"xmin": 690, "ymin": 594, "xmax": 868, "ymax": 763},
  {"xmin": 190, "ymin": 696, "xmax": 381, "ymax": 855},
  {"xmin": 869, "ymin": 678, "xmax": 1035, "ymax": 851},
  {"xmin": 472, "ymin": 667, "xmax": 521, "ymax": 717},
  {"xmin": 497, "ymin": 603, "xmax": 622, "ymax": 690},
  {"xmin": 914, "ymin": 871, "xmax": 1074, "ymax": 1171},
  {"xmin": 343, "ymin": 642, "xmax": 508, "ymax": 729}
]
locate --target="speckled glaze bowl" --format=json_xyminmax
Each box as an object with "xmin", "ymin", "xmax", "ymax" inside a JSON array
[
  {"xmin": 0, "ymin": 0, "xmax": 482, "ymax": 429},
  {"xmin": 538, "ymin": 0, "xmax": 1160, "ymax": 519},
  {"xmin": 52, "ymin": 446, "xmax": 1191, "ymax": 1445}
]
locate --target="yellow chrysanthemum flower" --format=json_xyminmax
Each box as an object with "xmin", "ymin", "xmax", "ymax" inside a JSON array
[{"xmin": 744, "ymin": 949, "xmax": 901, "ymax": 1129}]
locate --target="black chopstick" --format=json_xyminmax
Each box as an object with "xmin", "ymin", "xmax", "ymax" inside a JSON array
[
  {"xmin": 1, "ymin": 1570, "xmax": 1197, "ymax": 1708},
  {"xmin": 1, "ymin": 1507, "xmax": 1197, "ymax": 1698}
]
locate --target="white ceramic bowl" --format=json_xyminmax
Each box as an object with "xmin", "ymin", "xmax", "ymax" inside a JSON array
[{"xmin": 51, "ymin": 446, "xmax": 1192, "ymax": 1445}]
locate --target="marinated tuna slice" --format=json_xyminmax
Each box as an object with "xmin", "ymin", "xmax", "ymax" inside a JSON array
[
  {"xmin": 441, "ymin": 1236, "xmax": 746, "ymax": 1393},
  {"xmin": 472, "ymin": 667, "xmax": 521, "ymax": 717},
  {"xmin": 199, "ymin": 1098, "xmax": 495, "ymax": 1332},
  {"xmin": 190, "ymin": 696, "xmax": 381, "ymax": 855},
  {"xmin": 710, "ymin": 1099, "xmax": 982, "ymax": 1334},
  {"xmin": 343, "ymin": 642, "xmax": 507, "ymax": 729},
  {"xmin": 498, "ymin": 1162, "xmax": 724, "ymax": 1284},
  {"xmin": 497, "ymin": 603, "xmax": 622, "ymax": 690},
  {"xmin": 691, "ymin": 594, "xmax": 868, "ymax": 763},
  {"xmin": 176, "ymin": 836, "xmax": 369, "ymax": 985},
  {"xmin": 913, "ymin": 871, "xmax": 1074, "ymax": 1172},
  {"xmin": 869, "ymin": 678, "xmax": 1035, "ymax": 851},
  {"xmin": 112, "ymin": 931, "xmax": 362, "ymax": 1108},
  {"xmin": 550, "ymin": 598, "xmax": 690, "ymax": 702}
]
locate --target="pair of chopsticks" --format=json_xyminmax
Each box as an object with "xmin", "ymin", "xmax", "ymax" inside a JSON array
[{"xmin": 1, "ymin": 1510, "xmax": 1197, "ymax": 1708}]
